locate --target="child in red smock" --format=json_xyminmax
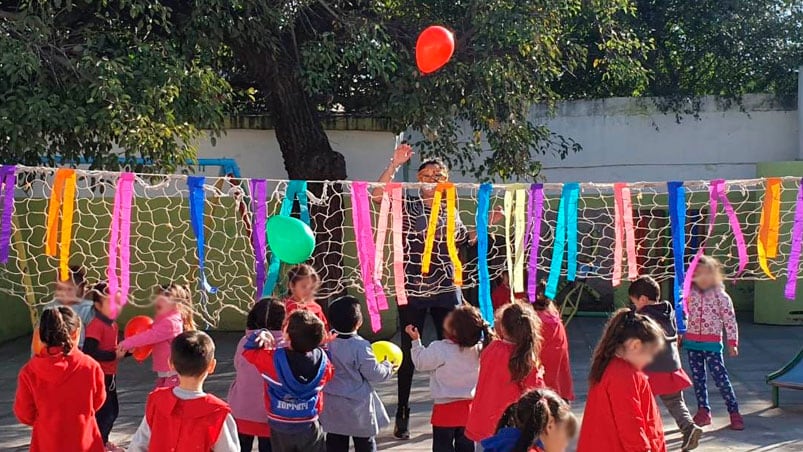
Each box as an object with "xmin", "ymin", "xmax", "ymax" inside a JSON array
[
  {"xmin": 533, "ymin": 283, "xmax": 574, "ymax": 401},
  {"xmin": 15, "ymin": 307, "xmax": 106, "ymax": 452},
  {"xmin": 465, "ymin": 303, "xmax": 545, "ymax": 444},
  {"xmin": 629, "ymin": 276, "xmax": 703, "ymax": 451},
  {"xmin": 283, "ymin": 264, "xmax": 330, "ymax": 330},
  {"xmin": 577, "ymin": 308, "xmax": 667, "ymax": 452}
]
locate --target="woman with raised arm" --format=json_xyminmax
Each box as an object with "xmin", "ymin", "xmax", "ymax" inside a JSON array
[{"xmin": 372, "ymin": 143, "xmax": 501, "ymax": 440}]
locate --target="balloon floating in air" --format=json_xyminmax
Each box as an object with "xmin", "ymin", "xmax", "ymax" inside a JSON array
[
  {"xmin": 267, "ymin": 215, "xmax": 316, "ymax": 264},
  {"xmin": 416, "ymin": 26, "xmax": 455, "ymax": 74}
]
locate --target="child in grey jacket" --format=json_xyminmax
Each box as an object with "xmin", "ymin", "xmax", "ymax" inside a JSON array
[
  {"xmin": 319, "ymin": 296, "xmax": 394, "ymax": 452},
  {"xmin": 406, "ymin": 304, "xmax": 493, "ymax": 452}
]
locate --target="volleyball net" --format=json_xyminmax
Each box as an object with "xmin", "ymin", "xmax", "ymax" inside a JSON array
[{"xmin": 0, "ymin": 165, "xmax": 798, "ymax": 328}]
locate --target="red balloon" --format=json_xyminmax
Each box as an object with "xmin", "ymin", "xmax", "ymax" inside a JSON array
[
  {"xmin": 124, "ymin": 315, "xmax": 154, "ymax": 362},
  {"xmin": 416, "ymin": 26, "xmax": 455, "ymax": 74}
]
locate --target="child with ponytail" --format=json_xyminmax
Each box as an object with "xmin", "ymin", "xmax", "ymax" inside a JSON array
[
  {"xmin": 576, "ymin": 308, "xmax": 667, "ymax": 452},
  {"xmin": 481, "ymin": 389, "xmax": 577, "ymax": 452},
  {"xmin": 465, "ymin": 303, "xmax": 545, "ymax": 445},
  {"xmin": 118, "ymin": 283, "xmax": 195, "ymax": 388},
  {"xmin": 15, "ymin": 307, "xmax": 107, "ymax": 452},
  {"xmin": 406, "ymin": 304, "xmax": 493, "ymax": 452}
]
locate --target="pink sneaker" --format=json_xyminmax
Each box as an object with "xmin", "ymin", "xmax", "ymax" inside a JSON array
[
  {"xmin": 693, "ymin": 408, "xmax": 712, "ymax": 427},
  {"xmin": 729, "ymin": 412, "xmax": 745, "ymax": 430}
]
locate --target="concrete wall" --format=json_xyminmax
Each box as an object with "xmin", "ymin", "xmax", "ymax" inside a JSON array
[{"xmin": 196, "ymin": 94, "xmax": 798, "ymax": 184}]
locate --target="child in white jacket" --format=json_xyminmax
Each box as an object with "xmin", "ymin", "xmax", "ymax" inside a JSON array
[{"xmin": 406, "ymin": 305, "xmax": 492, "ymax": 452}]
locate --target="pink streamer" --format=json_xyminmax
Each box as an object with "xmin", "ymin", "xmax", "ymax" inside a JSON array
[
  {"xmin": 374, "ymin": 182, "xmax": 408, "ymax": 306},
  {"xmin": 683, "ymin": 180, "xmax": 747, "ymax": 304},
  {"xmin": 785, "ymin": 180, "xmax": 803, "ymax": 300},
  {"xmin": 107, "ymin": 173, "xmax": 135, "ymax": 319},
  {"xmin": 613, "ymin": 183, "xmax": 638, "ymax": 286},
  {"xmin": 351, "ymin": 181, "xmax": 387, "ymax": 332}
]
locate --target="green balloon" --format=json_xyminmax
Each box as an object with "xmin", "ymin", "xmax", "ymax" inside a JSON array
[{"xmin": 267, "ymin": 215, "xmax": 315, "ymax": 264}]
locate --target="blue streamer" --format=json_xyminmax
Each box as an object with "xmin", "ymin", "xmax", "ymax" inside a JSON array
[
  {"xmin": 668, "ymin": 181, "xmax": 687, "ymax": 333},
  {"xmin": 263, "ymin": 181, "xmax": 310, "ymax": 296},
  {"xmin": 187, "ymin": 176, "xmax": 217, "ymax": 294},
  {"xmin": 546, "ymin": 183, "xmax": 580, "ymax": 299},
  {"xmin": 565, "ymin": 183, "xmax": 580, "ymax": 282},
  {"xmin": 476, "ymin": 183, "xmax": 493, "ymax": 325}
]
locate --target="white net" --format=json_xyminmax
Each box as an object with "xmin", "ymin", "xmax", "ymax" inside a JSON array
[{"xmin": 0, "ymin": 166, "xmax": 799, "ymax": 328}]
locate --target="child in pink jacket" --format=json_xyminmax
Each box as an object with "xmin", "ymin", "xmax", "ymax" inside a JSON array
[
  {"xmin": 118, "ymin": 284, "xmax": 194, "ymax": 388},
  {"xmin": 684, "ymin": 256, "xmax": 743, "ymax": 430},
  {"xmin": 227, "ymin": 297, "xmax": 286, "ymax": 452}
]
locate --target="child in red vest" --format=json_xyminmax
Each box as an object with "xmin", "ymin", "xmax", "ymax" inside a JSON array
[
  {"xmin": 283, "ymin": 264, "xmax": 329, "ymax": 330},
  {"xmin": 532, "ymin": 284, "xmax": 574, "ymax": 402},
  {"xmin": 228, "ymin": 297, "xmax": 286, "ymax": 452},
  {"xmin": 481, "ymin": 389, "xmax": 577, "ymax": 452},
  {"xmin": 118, "ymin": 283, "xmax": 195, "ymax": 388},
  {"xmin": 465, "ymin": 303, "xmax": 545, "ymax": 445},
  {"xmin": 128, "ymin": 331, "xmax": 239, "ymax": 451},
  {"xmin": 15, "ymin": 306, "xmax": 106, "ymax": 452},
  {"xmin": 244, "ymin": 309, "xmax": 334, "ymax": 452},
  {"xmin": 629, "ymin": 276, "xmax": 703, "ymax": 450},
  {"xmin": 84, "ymin": 282, "xmax": 127, "ymax": 451},
  {"xmin": 576, "ymin": 308, "xmax": 667, "ymax": 452}
]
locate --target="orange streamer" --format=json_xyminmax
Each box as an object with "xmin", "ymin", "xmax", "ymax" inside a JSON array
[
  {"xmin": 45, "ymin": 169, "xmax": 77, "ymax": 281},
  {"xmin": 758, "ymin": 178, "xmax": 781, "ymax": 279}
]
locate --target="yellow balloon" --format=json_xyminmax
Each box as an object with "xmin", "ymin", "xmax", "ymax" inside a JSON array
[{"xmin": 371, "ymin": 340, "xmax": 403, "ymax": 368}]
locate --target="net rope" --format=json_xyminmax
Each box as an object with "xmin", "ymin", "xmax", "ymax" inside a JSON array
[{"xmin": 1, "ymin": 166, "xmax": 799, "ymax": 327}]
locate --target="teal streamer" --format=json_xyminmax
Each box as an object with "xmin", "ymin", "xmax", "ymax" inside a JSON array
[
  {"xmin": 263, "ymin": 181, "xmax": 310, "ymax": 296},
  {"xmin": 545, "ymin": 183, "xmax": 580, "ymax": 299},
  {"xmin": 476, "ymin": 183, "xmax": 493, "ymax": 325}
]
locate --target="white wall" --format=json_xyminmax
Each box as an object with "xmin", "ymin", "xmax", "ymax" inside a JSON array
[{"xmin": 196, "ymin": 94, "xmax": 798, "ymax": 183}]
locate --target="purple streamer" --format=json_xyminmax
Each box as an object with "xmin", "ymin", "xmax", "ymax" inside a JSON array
[
  {"xmin": 250, "ymin": 180, "xmax": 268, "ymax": 300},
  {"xmin": 785, "ymin": 179, "xmax": 803, "ymax": 300},
  {"xmin": 527, "ymin": 184, "xmax": 543, "ymax": 302},
  {"xmin": 0, "ymin": 165, "xmax": 16, "ymax": 263}
]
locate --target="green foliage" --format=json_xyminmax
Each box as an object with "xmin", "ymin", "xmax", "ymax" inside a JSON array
[{"xmin": 0, "ymin": 1, "xmax": 231, "ymax": 172}]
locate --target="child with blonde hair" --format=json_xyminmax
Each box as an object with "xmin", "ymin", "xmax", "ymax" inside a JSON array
[
  {"xmin": 685, "ymin": 255, "xmax": 743, "ymax": 430},
  {"xmin": 118, "ymin": 283, "xmax": 195, "ymax": 388}
]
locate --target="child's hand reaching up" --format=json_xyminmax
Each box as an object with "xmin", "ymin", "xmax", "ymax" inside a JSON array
[
  {"xmin": 256, "ymin": 330, "xmax": 276, "ymax": 349},
  {"xmin": 405, "ymin": 325, "xmax": 420, "ymax": 341}
]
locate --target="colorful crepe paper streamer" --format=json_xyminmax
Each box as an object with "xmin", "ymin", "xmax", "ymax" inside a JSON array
[
  {"xmin": 249, "ymin": 179, "xmax": 268, "ymax": 299},
  {"xmin": 352, "ymin": 181, "xmax": 387, "ymax": 332},
  {"xmin": 421, "ymin": 182, "xmax": 463, "ymax": 286},
  {"xmin": 0, "ymin": 165, "xmax": 16, "ymax": 263},
  {"xmin": 374, "ymin": 182, "xmax": 408, "ymax": 306},
  {"xmin": 758, "ymin": 178, "xmax": 781, "ymax": 279},
  {"xmin": 612, "ymin": 182, "xmax": 638, "ymax": 286},
  {"xmin": 785, "ymin": 179, "xmax": 803, "ymax": 300},
  {"xmin": 264, "ymin": 180, "xmax": 310, "ymax": 296},
  {"xmin": 187, "ymin": 176, "xmax": 218, "ymax": 294},
  {"xmin": 527, "ymin": 184, "xmax": 544, "ymax": 303},
  {"xmin": 107, "ymin": 173, "xmax": 135, "ymax": 318},
  {"xmin": 545, "ymin": 183, "xmax": 580, "ymax": 300},
  {"xmin": 667, "ymin": 181, "xmax": 686, "ymax": 333},
  {"xmin": 476, "ymin": 183, "xmax": 493, "ymax": 324},
  {"xmin": 683, "ymin": 180, "xmax": 748, "ymax": 301},
  {"xmin": 504, "ymin": 185, "xmax": 528, "ymax": 298},
  {"xmin": 45, "ymin": 168, "xmax": 77, "ymax": 281}
]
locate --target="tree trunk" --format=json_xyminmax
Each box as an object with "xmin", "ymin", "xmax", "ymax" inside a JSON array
[{"xmin": 258, "ymin": 50, "xmax": 347, "ymax": 304}]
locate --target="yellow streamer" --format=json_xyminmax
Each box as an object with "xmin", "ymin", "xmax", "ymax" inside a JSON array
[
  {"xmin": 421, "ymin": 183, "xmax": 463, "ymax": 286},
  {"xmin": 504, "ymin": 185, "xmax": 527, "ymax": 299},
  {"xmin": 758, "ymin": 178, "xmax": 781, "ymax": 279},
  {"xmin": 44, "ymin": 169, "xmax": 77, "ymax": 281}
]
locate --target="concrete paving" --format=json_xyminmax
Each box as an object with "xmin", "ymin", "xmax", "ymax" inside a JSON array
[{"xmin": 1, "ymin": 315, "xmax": 802, "ymax": 451}]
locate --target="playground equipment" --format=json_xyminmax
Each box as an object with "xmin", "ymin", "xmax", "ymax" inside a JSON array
[{"xmin": 766, "ymin": 347, "xmax": 803, "ymax": 408}]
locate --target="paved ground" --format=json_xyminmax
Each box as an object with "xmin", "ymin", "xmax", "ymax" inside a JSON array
[{"xmin": 1, "ymin": 315, "xmax": 802, "ymax": 451}]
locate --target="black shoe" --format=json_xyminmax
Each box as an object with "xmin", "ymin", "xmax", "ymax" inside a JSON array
[
  {"xmin": 394, "ymin": 405, "xmax": 410, "ymax": 439},
  {"xmin": 681, "ymin": 424, "xmax": 703, "ymax": 451}
]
